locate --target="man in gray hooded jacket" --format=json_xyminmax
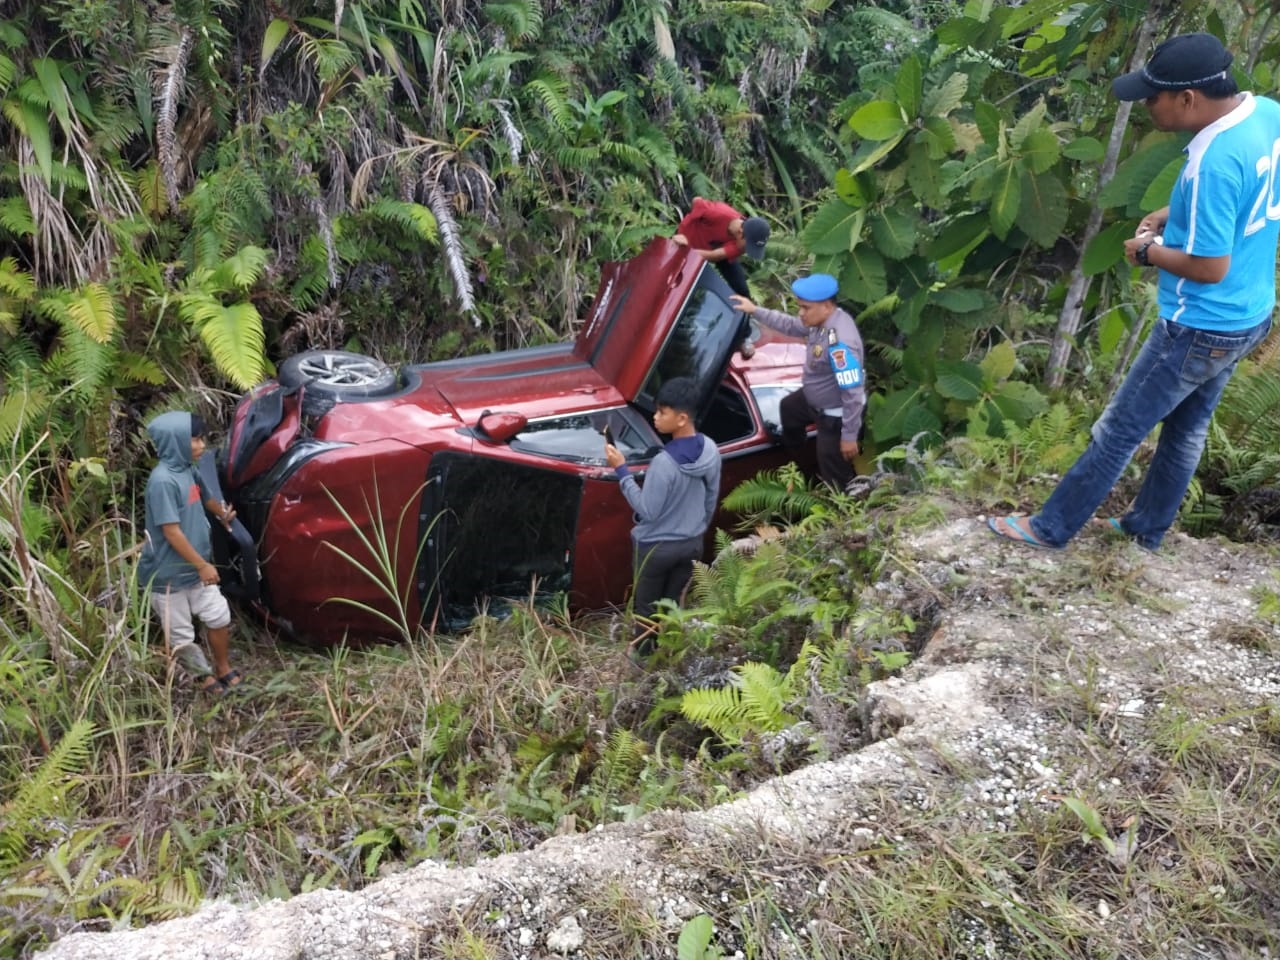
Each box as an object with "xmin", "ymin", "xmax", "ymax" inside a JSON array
[
  {"xmin": 138, "ymin": 411, "xmax": 243, "ymax": 695},
  {"xmin": 604, "ymin": 377, "xmax": 722, "ymax": 653}
]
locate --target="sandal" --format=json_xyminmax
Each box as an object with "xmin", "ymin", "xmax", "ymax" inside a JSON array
[
  {"xmin": 986, "ymin": 515, "xmax": 1064, "ymax": 550},
  {"xmin": 196, "ymin": 674, "xmax": 225, "ymax": 697},
  {"xmin": 217, "ymin": 668, "xmax": 246, "ymax": 692}
]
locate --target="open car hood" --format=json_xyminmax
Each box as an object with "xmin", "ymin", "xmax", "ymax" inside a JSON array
[{"xmin": 572, "ymin": 238, "xmax": 743, "ymax": 420}]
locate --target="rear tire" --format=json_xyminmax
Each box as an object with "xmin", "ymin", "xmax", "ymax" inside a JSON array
[{"xmin": 277, "ymin": 350, "xmax": 398, "ymax": 416}]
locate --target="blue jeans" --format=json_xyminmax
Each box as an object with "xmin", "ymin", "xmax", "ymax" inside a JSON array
[{"xmin": 1032, "ymin": 314, "xmax": 1272, "ymax": 549}]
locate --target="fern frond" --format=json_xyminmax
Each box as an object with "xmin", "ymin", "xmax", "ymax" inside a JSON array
[
  {"xmin": 212, "ymin": 245, "xmax": 270, "ymax": 290},
  {"xmin": 722, "ymin": 467, "xmax": 824, "ymax": 523},
  {"xmin": 485, "ymin": 0, "xmax": 544, "ymax": 42},
  {"xmin": 0, "ymin": 719, "xmax": 94, "ymax": 868},
  {"xmin": 65, "ymin": 282, "xmax": 119, "ymax": 343},
  {"xmin": 0, "ymin": 383, "xmax": 53, "ymax": 443},
  {"xmin": 49, "ymin": 325, "xmax": 115, "ymax": 400},
  {"xmin": 186, "ymin": 299, "xmax": 267, "ymax": 390},
  {"xmin": 0, "ymin": 196, "xmax": 36, "ymax": 237},
  {"xmin": 524, "ymin": 76, "xmax": 574, "ymax": 132},
  {"xmin": 364, "ymin": 198, "xmax": 439, "ymax": 242},
  {"xmin": 113, "ymin": 351, "xmax": 166, "ymax": 385}
]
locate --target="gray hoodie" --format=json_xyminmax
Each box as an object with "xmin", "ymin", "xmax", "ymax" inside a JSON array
[
  {"xmin": 617, "ymin": 433, "xmax": 722, "ymax": 544},
  {"xmin": 137, "ymin": 411, "xmax": 212, "ymax": 590}
]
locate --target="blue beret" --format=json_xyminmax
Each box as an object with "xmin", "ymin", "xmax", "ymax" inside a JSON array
[{"xmin": 791, "ymin": 273, "xmax": 838, "ymax": 301}]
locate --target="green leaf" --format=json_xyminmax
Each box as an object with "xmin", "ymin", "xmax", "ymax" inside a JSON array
[
  {"xmin": 677, "ymin": 914, "xmax": 715, "ymax": 960},
  {"xmin": 849, "ymin": 100, "xmax": 907, "ymax": 141},
  {"xmin": 871, "ymin": 385, "xmax": 926, "ymax": 442},
  {"xmin": 980, "ymin": 340, "xmax": 1017, "ymax": 381},
  {"xmin": 839, "ymin": 247, "xmax": 887, "ymax": 304},
  {"xmin": 197, "ymin": 301, "xmax": 267, "ymax": 390},
  {"xmin": 988, "ymin": 162, "xmax": 1021, "ymax": 240},
  {"xmin": 803, "ymin": 198, "xmax": 864, "ymax": 255},
  {"xmin": 17, "ymin": 101, "xmax": 53, "ymax": 184},
  {"xmin": 895, "ymin": 55, "xmax": 922, "ymax": 118},
  {"xmin": 973, "ymin": 100, "xmax": 1001, "ymax": 145},
  {"xmin": 1015, "ymin": 170, "xmax": 1068, "ymax": 248},
  {"xmin": 1082, "ymin": 222, "xmax": 1131, "ymax": 276},
  {"xmin": 1097, "ymin": 136, "xmax": 1184, "ymax": 211},
  {"xmin": 32, "ymin": 58, "xmax": 70, "ymax": 137},
  {"xmin": 935, "ymin": 359, "xmax": 984, "ymax": 401},
  {"xmin": 1096, "ymin": 306, "xmax": 1130, "ymax": 355},
  {"xmin": 990, "ymin": 380, "xmax": 1049, "ymax": 424},
  {"xmin": 922, "ymin": 72, "xmax": 968, "ymax": 118},
  {"xmin": 1063, "ymin": 136, "xmax": 1105, "ymax": 162},
  {"xmin": 1009, "ymin": 100, "xmax": 1046, "ymax": 151},
  {"xmin": 929, "ymin": 287, "xmax": 986, "ymax": 314},
  {"xmin": 1140, "ymin": 155, "xmax": 1185, "ymax": 212},
  {"xmin": 925, "ymin": 213, "xmax": 989, "ymax": 262},
  {"xmin": 848, "ymin": 131, "xmax": 908, "ymax": 175},
  {"xmin": 66, "ymin": 283, "xmax": 118, "ymax": 343},
  {"xmin": 261, "ymin": 19, "xmax": 290, "ymax": 75},
  {"xmin": 920, "ymin": 115, "xmax": 957, "ymax": 159},
  {"xmin": 1020, "ymin": 127, "xmax": 1060, "ymax": 174},
  {"xmin": 0, "ymin": 53, "xmax": 15, "ymax": 96},
  {"xmin": 869, "ymin": 206, "xmax": 918, "ymax": 259},
  {"xmin": 834, "ymin": 169, "xmax": 871, "ymax": 208}
]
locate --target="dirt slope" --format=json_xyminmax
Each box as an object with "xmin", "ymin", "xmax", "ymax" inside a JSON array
[{"xmin": 35, "ymin": 516, "xmax": 1280, "ymax": 960}]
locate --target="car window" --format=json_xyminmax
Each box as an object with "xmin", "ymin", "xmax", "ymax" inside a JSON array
[
  {"xmin": 750, "ymin": 384, "xmax": 794, "ymax": 433},
  {"xmin": 637, "ymin": 284, "xmax": 741, "ymax": 413},
  {"xmin": 509, "ymin": 407, "xmax": 659, "ymax": 465}
]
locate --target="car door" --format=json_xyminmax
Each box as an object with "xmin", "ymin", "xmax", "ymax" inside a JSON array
[{"xmin": 573, "ymin": 238, "xmax": 744, "ymax": 425}]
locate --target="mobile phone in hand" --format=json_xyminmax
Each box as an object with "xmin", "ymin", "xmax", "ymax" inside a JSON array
[{"xmin": 602, "ymin": 424, "xmax": 614, "ymax": 446}]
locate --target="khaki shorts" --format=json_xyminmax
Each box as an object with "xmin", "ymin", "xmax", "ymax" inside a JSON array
[{"xmin": 150, "ymin": 583, "xmax": 231, "ymax": 651}]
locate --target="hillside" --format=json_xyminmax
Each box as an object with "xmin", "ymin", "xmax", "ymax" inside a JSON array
[{"xmin": 33, "ymin": 511, "xmax": 1280, "ymax": 960}]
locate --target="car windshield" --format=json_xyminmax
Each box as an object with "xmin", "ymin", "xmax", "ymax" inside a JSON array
[{"xmin": 636, "ymin": 284, "xmax": 740, "ymax": 413}]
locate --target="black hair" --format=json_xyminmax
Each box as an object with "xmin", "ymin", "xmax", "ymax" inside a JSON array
[
  {"xmin": 189, "ymin": 413, "xmax": 207, "ymax": 439},
  {"xmin": 654, "ymin": 376, "xmax": 699, "ymax": 418},
  {"xmin": 1196, "ymin": 74, "xmax": 1240, "ymax": 99}
]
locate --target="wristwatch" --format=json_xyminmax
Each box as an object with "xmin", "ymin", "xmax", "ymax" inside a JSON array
[{"xmin": 1135, "ymin": 235, "xmax": 1162, "ymax": 266}]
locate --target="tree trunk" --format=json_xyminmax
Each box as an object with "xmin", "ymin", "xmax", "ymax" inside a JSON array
[{"xmin": 1044, "ymin": 6, "xmax": 1166, "ymax": 390}]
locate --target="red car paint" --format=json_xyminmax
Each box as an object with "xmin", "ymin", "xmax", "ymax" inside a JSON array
[{"xmin": 219, "ymin": 238, "xmax": 811, "ymax": 645}]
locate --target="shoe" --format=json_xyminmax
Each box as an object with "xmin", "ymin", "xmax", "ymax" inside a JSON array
[{"xmin": 986, "ymin": 515, "xmax": 1063, "ymax": 550}]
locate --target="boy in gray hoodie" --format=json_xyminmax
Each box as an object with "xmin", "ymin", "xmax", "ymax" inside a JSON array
[
  {"xmin": 138, "ymin": 411, "xmax": 243, "ymax": 695},
  {"xmin": 604, "ymin": 377, "xmax": 722, "ymax": 654}
]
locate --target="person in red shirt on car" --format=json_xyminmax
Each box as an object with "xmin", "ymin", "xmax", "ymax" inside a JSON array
[
  {"xmin": 673, "ymin": 197, "xmax": 770, "ymax": 299},
  {"xmin": 674, "ymin": 197, "xmax": 770, "ymax": 358}
]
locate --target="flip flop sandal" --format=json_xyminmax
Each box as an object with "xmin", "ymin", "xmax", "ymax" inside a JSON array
[
  {"xmin": 987, "ymin": 515, "xmax": 1063, "ymax": 550},
  {"xmin": 217, "ymin": 669, "xmax": 246, "ymax": 692},
  {"xmin": 195, "ymin": 675, "xmax": 226, "ymax": 697}
]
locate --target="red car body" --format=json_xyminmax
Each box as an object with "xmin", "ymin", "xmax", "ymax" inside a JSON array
[{"xmin": 217, "ymin": 238, "xmax": 811, "ymax": 645}]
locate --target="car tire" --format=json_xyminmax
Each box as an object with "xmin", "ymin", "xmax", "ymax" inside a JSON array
[{"xmin": 277, "ymin": 350, "xmax": 399, "ymax": 412}]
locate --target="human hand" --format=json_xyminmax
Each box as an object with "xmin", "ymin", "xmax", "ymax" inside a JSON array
[
  {"xmin": 198, "ymin": 561, "xmax": 220, "ymax": 585},
  {"xmin": 840, "ymin": 438, "xmax": 859, "ymax": 461},
  {"xmin": 728, "ymin": 294, "xmax": 757, "ymax": 314},
  {"xmin": 218, "ymin": 502, "xmax": 236, "ymax": 529},
  {"xmin": 672, "ymin": 234, "xmax": 688, "ymax": 246},
  {"xmin": 604, "ymin": 443, "xmax": 625, "ymax": 468},
  {"xmin": 1135, "ymin": 211, "xmax": 1167, "ymax": 238}
]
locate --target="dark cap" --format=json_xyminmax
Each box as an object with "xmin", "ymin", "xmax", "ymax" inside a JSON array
[
  {"xmin": 741, "ymin": 217, "xmax": 770, "ymax": 260},
  {"xmin": 1112, "ymin": 33, "xmax": 1233, "ymax": 101}
]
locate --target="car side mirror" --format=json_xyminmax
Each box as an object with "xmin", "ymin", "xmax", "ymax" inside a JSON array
[{"xmin": 475, "ymin": 410, "xmax": 528, "ymax": 443}]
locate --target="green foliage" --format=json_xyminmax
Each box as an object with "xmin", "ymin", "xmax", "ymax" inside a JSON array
[
  {"xmin": 677, "ymin": 914, "xmax": 724, "ymax": 960},
  {"xmin": 0, "ymin": 719, "xmax": 94, "ymax": 869},
  {"xmin": 681, "ymin": 645, "xmax": 823, "ymax": 745}
]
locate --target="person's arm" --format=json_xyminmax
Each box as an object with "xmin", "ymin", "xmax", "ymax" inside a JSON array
[
  {"xmin": 1125, "ymin": 241, "xmax": 1231, "ymax": 283},
  {"xmin": 160, "ymin": 523, "xmax": 220, "ymax": 584},
  {"xmin": 728, "ymin": 296, "xmax": 807, "ymax": 338},
  {"xmin": 203, "ymin": 497, "xmax": 236, "ymax": 529},
  {"xmin": 617, "ymin": 454, "xmax": 677, "ymax": 523}
]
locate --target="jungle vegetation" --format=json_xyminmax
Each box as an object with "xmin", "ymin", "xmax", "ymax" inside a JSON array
[{"xmin": 3, "ymin": 0, "xmax": 1280, "ymax": 956}]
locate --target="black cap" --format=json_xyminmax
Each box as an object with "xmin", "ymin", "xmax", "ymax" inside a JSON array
[
  {"xmin": 741, "ymin": 217, "xmax": 770, "ymax": 260},
  {"xmin": 1112, "ymin": 33, "xmax": 1233, "ymax": 101}
]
